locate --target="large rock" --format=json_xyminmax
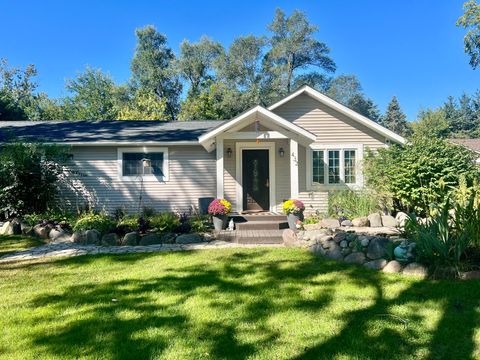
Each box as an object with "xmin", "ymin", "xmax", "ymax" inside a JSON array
[
  {"xmin": 368, "ymin": 213, "xmax": 383, "ymax": 227},
  {"xmin": 402, "ymin": 262, "xmax": 428, "ymax": 277},
  {"xmin": 395, "ymin": 212, "xmax": 409, "ymax": 228},
  {"xmin": 33, "ymin": 224, "xmax": 52, "ymax": 239},
  {"xmin": 0, "ymin": 221, "xmax": 13, "ymax": 235},
  {"xmin": 320, "ymin": 218, "xmax": 340, "ymax": 228},
  {"xmin": 122, "ymin": 232, "xmax": 139, "ymax": 246},
  {"xmin": 333, "ymin": 232, "xmax": 347, "ymax": 243},
  {"xmin": 341, "ymin": 219, "xmax": 353, "ymax": 227},
  {"xmin": 49, "ymin": 229, "xmax": 71, "ymax": 243},
  {"xmin": 72, "ymin": 229, "xmax": 100, "ymax": 245},
  {"xmin": 367, "ymin": 237, "xmax": 391, "ymax": 259},
  {"xmin": 358, "ymin": 235, "xmax": 370, "ymax": 247},
  {"xmin": 139, "ymin": 233, "xmax": 161, "ymax": 245},
  {"xmin": 283, "ymin": 229, "xmax": 299, "ymax": 247},
  {"xmin": 303, "ymin": 223, "xmax": 322, "ymax": 231},
  {"xmin": 309, "ymin": 244, "xmax": 326, "ymax": 256},
  {"xmin": 352, "ymin": 217, "xmax": 369, "ymax": 227},
  {"xmin": 176, "ymin": 233, "xmax": 203, "ymax": 244},
  {"xmin": 364, "ymin": 259, "xmax": 388, "ymax": 270},
  {"xmin": 101, "ymin": 233, "xmax": 119, "ymax": 246},
  {"xmin": 381, "ymin": 215, "xmax": 398, "ymax": 228},
  {"xmin": 382, "ymin": 260, "xmax": 403, "ymax": 273},
  {"xmin": 160, "ymin": 232, "xmax": 177, "ymax": 244},
  {"xmin": 323, "ymin": 241, "xmax": 343, "ymax": 260},
  {"xmin": 344, "ymin": 252, "xmax": 366, "ymax": 264}
]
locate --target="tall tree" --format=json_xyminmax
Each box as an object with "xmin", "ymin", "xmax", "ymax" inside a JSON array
[
  {"xmin": 176, "ymin": 36, "xmax": 223, "ymax": 96},
  {"xmin": 264, "ymin": 9, "xmax": 336, "ymax": 97},
  {"xmin": 412, "ymin": 109, "xmax": 449, "ymax": 138},
  {"xmin": 131, "ymin": 25, "xmax": 182, "ymax": 120},
  {"xmin": 117, "ymin": 89, "xmax": 167, "ymax": 120},
  {"xmin": 325, "ymin": 74, "xmax": 363, "ymax": 105},
  {"xmin": 457, "ymin": 0, "xmax": 480, "ymax": 69},
  {"xmin": 382, "ymin": 96, "xmax": 410, "ymax": 136},
  {"xmin": 65, "ymin": 67, "xmax": 118, "ymax": 120},
  {"xmin": 347, "ymin": 94, "xmax": 381, "ymax": 123}
]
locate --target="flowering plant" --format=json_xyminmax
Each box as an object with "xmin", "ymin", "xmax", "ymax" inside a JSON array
[
  {"xmin": 208, "ymin": 198, "xmax": 232, "ymax": 216},
  {"xmin": 282, "ymin": 199, "xmax": 305, "ymax": 215}
]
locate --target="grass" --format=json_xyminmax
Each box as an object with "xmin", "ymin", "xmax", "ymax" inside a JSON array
[
  {"xmin": 0, "ymin": 241, "xmax": 480, "ymax": 359},
  {"xmin": 0, "ymin": 235, "xmax": 46, "ymax": 257}
]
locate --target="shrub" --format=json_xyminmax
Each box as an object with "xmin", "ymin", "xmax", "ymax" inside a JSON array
[
  {"xmin": 328, "ymin": 190, "xmax": 383, "ymax": 218},
  {"xmin": 73, "ymin": 213, "xmax": 116, "ymax": 234},
  {"xmin": 282, "ymin": 199, "xmax": 305, "ymax": 215},
  {"xmin": 23, "ymin": 210, "xmax": 76, "ymax": 231},
  {"xmin": 0, "ymin": 142, "xmax": 71, "ymax": 217},
  {"xmin": 208, "ymin": 199, "xmax": 231, "ymax": 216},
  {"xmin": 189, "ymin": 214, "xmax": 211, "ymax": 233},
  {"xmin": 364, "ymin": 136, "xmax": 479, "ymax": 213},
  {"xmin": 148, "ymin": 212, "xmax": 180, "ymax": 233}
]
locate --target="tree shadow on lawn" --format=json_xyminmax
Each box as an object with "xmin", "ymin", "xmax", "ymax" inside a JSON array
[{"xmin": 21, "ymin": 250, "xmax": 480, "ymax": 359}]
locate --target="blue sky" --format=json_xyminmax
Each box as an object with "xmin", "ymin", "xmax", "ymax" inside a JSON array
[{"xmin": 0, "ymin": 0, "xmax": 478, "ymax": 120}]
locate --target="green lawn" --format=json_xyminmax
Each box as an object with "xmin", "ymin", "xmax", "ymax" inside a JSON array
[
  {"xmin": 0, "ymin": 235, "xmax": 46, "ymax": 257},
  {"xmin": 0, "ymin": 243, "xmax": 479, "ymax": 359}
]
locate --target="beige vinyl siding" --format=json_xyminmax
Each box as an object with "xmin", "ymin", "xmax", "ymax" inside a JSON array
[
  {"xmin": 223, "ymin": 139, "xmax": 290, "ymax": 212},
  {"xmin": 62, "ymin": 145, "xmax": 216, "ymax": 214}
]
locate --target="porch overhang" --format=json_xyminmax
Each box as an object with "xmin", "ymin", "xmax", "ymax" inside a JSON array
[{"xmin": 198, "ymin": 106, "xmax": 317, "ymax": 151}]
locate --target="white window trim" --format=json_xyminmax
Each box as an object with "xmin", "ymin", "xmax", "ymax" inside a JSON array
[
  {"xmin": 117, "ymin": 147, "xmax": 169, "ymax": 182},
  {"xmin": 306, "ymin": 144, "xmax": 364, "ymax": 190}
]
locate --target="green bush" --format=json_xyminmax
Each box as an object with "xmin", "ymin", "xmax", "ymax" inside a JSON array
[
  {"xmin": 328, "ymin": 190, "xmax": 383, "ymax": 218},
  {"xmin": 148, "ymin": 212, "xmax": 180, "ymax": 233},
  {"xmin": 23, "ymin": 210, "xmax": 76, "ymax": 227},
  {"xmin": 73, "ymin": 213, "xmax": 116, "ymax": 234},
  {"xmin": 364, "ymin": 136, "xmax": 480, "ymax": 213},
  {"xmin": 189, "ymin": 215, "xmax": 211, "ymax": 233},
  {"xmin": 0, "ymin": 142, "xmax": 71, "ymax": 217}
]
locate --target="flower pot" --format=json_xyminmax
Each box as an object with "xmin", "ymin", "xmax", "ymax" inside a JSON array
[
  {"xmin": 287, "ymin": 212, "xmax": 304, "ymax": 231},
  {"xmin": 212, "ymin": 214, "xmax": 228, "ymax": 231}
]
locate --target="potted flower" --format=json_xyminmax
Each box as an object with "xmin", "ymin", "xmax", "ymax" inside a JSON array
[
  {"xmin": 283, "ymin": 199, "xmax": 305, "ymax": 230},
  {"xmin": 208, "ymin": 198, "xmax": 232, "ymax": 231}
]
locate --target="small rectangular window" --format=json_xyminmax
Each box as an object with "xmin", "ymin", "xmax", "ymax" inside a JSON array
[
  {"xmin": 122, "ymin": 152, "xmax": 164, "ymax": 177},
  {"xmin": 328, "ymin": 150, "xmax": 340, "ymax": 184},
  {"xmin": 312, "ymin": 150, "xmax": 325, "ymax": 184},
  {"xmin": 344, "ymin": 150, "xmax": 356, "ymax": 184}
]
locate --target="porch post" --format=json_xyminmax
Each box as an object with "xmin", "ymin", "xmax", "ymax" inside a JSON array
[
  {"xmin": 290, "ymin": 139, "xmax": 299, "ymax": 198},
  {"xmin": 216, "ymin": 137, "xmax": 224, "ymax": 198}
]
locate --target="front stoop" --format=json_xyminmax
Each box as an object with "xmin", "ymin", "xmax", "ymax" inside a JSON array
[{"xmin": 217, "ymin": 230, "xmax": 284, "ymax": 244}]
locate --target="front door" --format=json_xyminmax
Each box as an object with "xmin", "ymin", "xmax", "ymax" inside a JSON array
[{"xmin": 242, "ymin": 149, "xmax": 270, "ymax": 211}]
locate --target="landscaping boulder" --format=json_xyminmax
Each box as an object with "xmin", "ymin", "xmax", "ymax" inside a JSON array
[
  {"xmin": 352, "ymin": 217, "xmax": 369, "ymax": 227},
  {"xmin": 364, "ymin": 259, "xmax": 388, "ymax": 270},
  {"xmin": 139, "ymin": 233, "xmax": 161, "ymax": 245},
  {"xmin": 358, "ymin": 235, "xmax": 370, "ymax": 247},
  {"xmin": 20, "ymin": 222, "xmax": 34, "ymax": 236},
  {"xmin": 303, "ymin": 223, "xmax": 323, "ymax": 231},
  {"xmin": 283, "ymin": 229, "xmax": 299, "ymax": 247},
  {"xmin": 122, "ymin": 232, "xmax": 139, "ymax": 246},
  {"xmin": 325, "ymin": 247, "xmax": 343, "ymax": 260},
  {"xmin": 33, "ymin": 224, "xmax": 52, "ymax": 239},
  {"xmin": 309, "ymin": 244, "xmax": 326, "ymax": 256},
  {"xmin": 366, "ymin": 237, "xmax": 390, "ymax": 259},
  {"xmin": 176, "ymin": 233, "xmax": 203, "ymax": 244},
  {"xmin": 402, "ymin": 263, "xmax": 428, "ymax": 277},
  {"xmin": 101, "ymin": 233, "xmax": 119, "ymax": 246},
  {"xmin": 333, "ymin": 232, "xmax": 347, "ymax": 243},
  {"xmin": 160, "ymin": 232, "xmax": 177, "ymax": 244},
  {"xmin": 367, "ymin": 213, "xmax": 383, "ymax": 227},
  {"xmin": 49, "ymin": 228, "xmax": 64, "ymax": 241},
  {"xmin": 0, "ymin": 220, "xmax": 21, "ymax": 235},
  {"xmin": 382, "ymin": 260, "xmax": 403, "ymax": 273},
  {"xmin": 344, "ymin": 252, "xmax": 366, "ymax": 264},
  {"xmin": 381, "ymin": 215, "xmax": 397, "ymax": 228},
  {"xmin": 72, "ymin": 229, "xmax": 100, "ymax": 245},
  {"xmin": 395, "ymin": 212, "xmax": 409, "ymax": 228},
  {"xmin": 320, "ymin": 218, "xmax": 340, "ymax": 228},
  {"xmin": 341, "ymin": 219, "xmax": 353, "ymax": 227},
  {"xmin": 339, "ymin": 240, "xmax": 348, "ymax": 248}
]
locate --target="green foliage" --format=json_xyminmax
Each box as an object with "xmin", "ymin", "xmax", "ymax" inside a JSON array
[
  {"xmin": 382, "ymin": 96, "xmax": 410, "ymax": 137},
  {"xmin": 117, "ymin": 89, "xmax": 167, "ymax": 120},
  {"xmin": 457, "ymin": 0, "xmax": 480, "ymax": 69},
  {"xmin": 117, "ymin": 215, "xmax": 140, "ymax": 230},
  {"xmin": 0, "ymin": 142, "xmax": 70, "ymax": 217},
  {"xmin": 412, "ymin": 108, "xmax": 449, "ymax": 138},
  {"xmin": 328, "ymin": 190, "xmax": 383, "ymax": 218},
  {"xmin": 364, "ymin": 137, "xmax": 479, "ymax": 213},
  {"xmin": 148, "ymin": 212, "xmax": 180, "ymax": 233},
  {"xmin": 188, "ymin": 214, "xmax": 211, "ymax": 233},
  {"xmin": 23, "ymin": 210, "xmax": 76, "ymax": 227},
  {"xmin": 73, "ymin": 213, "xmax": 116, "ymax": 234}
]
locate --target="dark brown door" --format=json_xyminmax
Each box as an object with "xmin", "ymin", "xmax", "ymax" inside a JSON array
[{"xmin": 242, "ymin": 149, "xmax": 270, "ymax": 211}]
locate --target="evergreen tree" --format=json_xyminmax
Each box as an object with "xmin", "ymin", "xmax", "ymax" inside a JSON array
[{"xmin": 382, "ymin": 96, "xmax": 410, "ymax": 136}]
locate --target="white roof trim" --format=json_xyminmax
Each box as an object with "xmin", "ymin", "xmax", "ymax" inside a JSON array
[
  {"xmin": 40, "ymin": 141, "xmax": 199, "ymax": 146},
  {"xmin": 198, "ymin": 105, "xmax": 317, "ymax": 148},
  {"xmin": 268, "ymin": 85, "xmax": 406, "ymax": 144}
]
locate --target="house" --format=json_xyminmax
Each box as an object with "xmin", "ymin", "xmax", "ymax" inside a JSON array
[
  {"xmin": 450, "ymin": 138, "xmax": 480, "ymax": 164},
  {"xmin": 0, "ymin": 85, "xmax": 405, "ymax": 216}
]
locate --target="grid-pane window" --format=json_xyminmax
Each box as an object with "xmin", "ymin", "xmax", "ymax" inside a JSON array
[
  {"xmin": 328, "ymin": 150, "xmax": 340, "ymax": 184},
  {"xmin": 312, "ymin": 150, "xmax": 325, "ymax": 184},
  {"xmin": 344, "ymin": 150, "xmax": 356, "ymax": 184},
  {"xmin": 122, "ymin": 152, "xmax": 164, "ymax": 177}
]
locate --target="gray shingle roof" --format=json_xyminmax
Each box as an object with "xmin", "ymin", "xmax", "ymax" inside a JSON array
[
  {"xmin": 450, "ymin": 138, "xmax": 480, "ymax": 153},
  {"xmin": 0, "ymin": 120, "xmax": 226, "ymax": 144}
]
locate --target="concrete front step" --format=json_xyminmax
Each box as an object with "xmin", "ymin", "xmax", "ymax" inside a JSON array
[
  {"xmin": 217, "ymin": 230, "xmax": 284, "ymax": 244},
  {"xmin": 235, "ymin": 220, "xmax": 288, "ymax": 230},
  {"xmin": 231, "ymin": 214, "xmax": 287, "ymax": 222}
]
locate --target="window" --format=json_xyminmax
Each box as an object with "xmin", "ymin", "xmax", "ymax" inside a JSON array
[
  {"xmin": 344, "ymin": 150, "xmax": 356, "ymax": 184},
  {"xmin": 328, "ymin": 150, "xmax": 340, "ymax": 184},
  {"xmin": 312, "ymin": 150, "xmax": 325, "ymax": 184},
  {"xmin": 308, "ymin": 145, "xmax": 362, "ymax": 187},
  {"xmin": 118, "ymin": 147, "xmax": 169, "ymax": 181}
]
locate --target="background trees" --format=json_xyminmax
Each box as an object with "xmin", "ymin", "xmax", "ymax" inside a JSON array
[{"xmin": 457, "ymin": 0, "xmax": 480, "ymax": 69}]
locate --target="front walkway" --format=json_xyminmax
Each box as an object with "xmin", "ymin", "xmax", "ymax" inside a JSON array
[{"xmin": 0, "ymin": 241, "xmax": 284, "ymax": 263}]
